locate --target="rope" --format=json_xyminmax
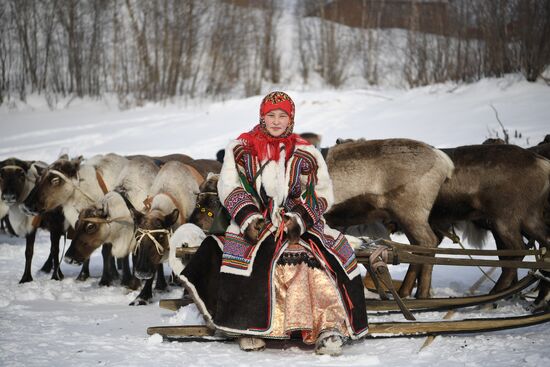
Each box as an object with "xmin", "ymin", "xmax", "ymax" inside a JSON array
[
  {"xmin": 133, "ymin": 228, "xmax": 171, "ymax": 256},
  {"xmin": 0, "ymin": 165, "xmax": 25, "ymax": 171},
  {"xmin": 441, "ymin": 226, "xmax": 497, "ymax": 285},
  {"xmin": 48, "ymin": 169, "xmax": 97, "ymax": 203},
  {"xmin": 143, "ymin": 192, "xmax": 184, "ymax": 223},
  {"xmin": 80, "ymin": 216, "xmax": 134, "ymax": 226}
]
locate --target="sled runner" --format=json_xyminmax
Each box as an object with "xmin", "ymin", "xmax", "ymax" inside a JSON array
[
  {"xmin": 149, "ymin": 238, "xmax": 550, "ymax": 340},
  {"xmin": 147, "ymin": 311, "xmax": 550, "ymax": 340}
]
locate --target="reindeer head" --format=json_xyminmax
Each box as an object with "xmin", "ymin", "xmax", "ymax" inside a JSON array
[
  {"xmin": 24, "ymin": 156, "xmax": 83, "ymax": 213},
  {"xmin": 64, "ymin": 205, "xmax": 110, "ymax": 265},
  {"xmin": 0, "ymin": 158, "xmax": 33, "ymax": 205},
  {"xmin": 132, "ymin": 208, "xmax": 179, "ymax": 279},
  {"xmin": 189, "ymin": 173, "xmax": 220, "ymax": 232}
]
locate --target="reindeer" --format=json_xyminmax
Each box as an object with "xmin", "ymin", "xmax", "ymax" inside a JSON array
[
  {"xmin": 424, "ymin": 144, "xmax": 550, "ymax": 299},
  {"xmin": 23, "ymin": 154, "xmax": 129, "ymax": 285},
  {"xmin": 130, "ymin": 161, "xmax": 200, "ymax": 305},
  {"xmin": 0, "ymin": 158, "xmax": 68, "ymax": 283},
  {"xmin": 188, "ymin": 173, "xmax": 221, "ymax": 233},
  {"xmin": 324, "ymin": 138, "xmax": 455, "ymax": 299},
  {"xmin": 63, "ymin": 156, "xmax": 160, "ymax": 291}
]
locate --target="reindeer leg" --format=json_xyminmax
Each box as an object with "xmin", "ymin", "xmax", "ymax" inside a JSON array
[
  {"xmin": 120, "ymin": 255, "xmax": 140, "ymax": 290},
  {"xmin": 532, "ymin": 273, "xmax": 550, "ymax": 312},
  {"xmin": 398, "ymin": 215, "xmax": 438, "ymax": 299},
  {"xmin": 76, "ymin": 260, "xmax": 91, "ymax": 281},
  {"xmin": 99, "ymin": 243, "xmax": 114, "ymax": 286},
  {"xmin": 49, "ymin": 228, "xmax": 64, "ymax": 280},
  {"xmin": 400, "ymin": 265, "xmax": 419, "ymax": 298},
  {"xmin": 110, "ymin": 255, "xmax": 119, "ymax": 280},
  {"xmin": 40, "ymin": 252, "xmax": 54, "ymax": 273},
  {"xmin": 3, "ymin": 215, "xmax": 16, "ymax": 236},
  {"xmin": 19, "ymin": 230, "xmax": 37, "ymax": 283},
  {"xmin": 130, "ymin": 278, "xmax": 154, "ymax": 306},
  {"xmin": 154, "ymin": 263, "xmax": 168, "ymax": 291},
  {"xmin": 491, "ymin": 223, "xmax": 523, "ymax": 293}
]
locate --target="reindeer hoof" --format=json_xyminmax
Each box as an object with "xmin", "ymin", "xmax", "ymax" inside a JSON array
[
  {"xmin": 98, "ymin": 278, "xmax": 113, "ymax": 287},
  {"xmin": 40, "ymin": 263, "xmax": 53, "ymax": 273},
  {"xmin": 76, "ymin": 272, "xmax": 89, "ymax": 282},
  {"xmin": 129, "ymin": 297, "xmax": 150, "ymax": 306},
  {"xmin": 51, "ymin": 270, "xmax": 64, "ymax": 281},
  {"xmin": 19, "ymin": 275, "xmax": 33, "ymax": 283},
  {"xmin": 154, "ymin": 284, "xmax": 168, "ymax": 292},
  {"xmin": 121, "ymin": 277, "xmax": 141, "ymax": 291}
]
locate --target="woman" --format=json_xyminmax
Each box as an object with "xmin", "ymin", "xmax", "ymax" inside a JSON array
[{"xmin": 179, "ymin": 91, "xmax": 367, "ymax": 355}]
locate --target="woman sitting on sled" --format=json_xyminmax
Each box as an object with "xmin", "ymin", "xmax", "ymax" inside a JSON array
[{"xmin": 179, "ymin": 91, "xmax": 368, "ymax": 356}]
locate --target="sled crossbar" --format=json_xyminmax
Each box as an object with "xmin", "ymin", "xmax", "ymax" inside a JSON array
[
  {"xmin": 366, "ymin": 273, "xmax": 537, "ymax": 312},
  {"xmin": 175, "ymin": 241, "xmax": 550, "ymax": 269}
]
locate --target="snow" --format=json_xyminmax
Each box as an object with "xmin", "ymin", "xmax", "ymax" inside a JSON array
[{"xmin": 1, "ymin": 76, "xmax": 550, "ymax": 366}]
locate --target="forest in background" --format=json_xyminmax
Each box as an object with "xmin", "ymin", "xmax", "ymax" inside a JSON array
[{"xmin": 0, "ymin": 0, "xmax": 549, "ymax": 107}]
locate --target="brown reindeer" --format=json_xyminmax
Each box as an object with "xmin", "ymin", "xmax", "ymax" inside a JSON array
[
  {"xmin": 0, "ymin": 158, "xmax": 68, "ymax": 283},
  {"xmin": 324, "ymin": 138, "xmax": 454, "ymax": 299},
  {"xmin": 63, "ymin": 156, "xmax": 160, "ymax": 291},
  {"xmin": 130, "ymin": 161, "xmax": 200, "ymax": 305},
  {"xmin": 23, "ymin": 154, "xmax": 128, "ymax": 285},
  {"xmin": 188, "ymin": 173, "xmax": 221, "ymax": 233},
  {"xmin": 527, "ymin": 139, "xmax": 550, "ymax": 311},
  {"xmin": 424, "ymin": 144, "xmax": 550, "ymax": 299}
]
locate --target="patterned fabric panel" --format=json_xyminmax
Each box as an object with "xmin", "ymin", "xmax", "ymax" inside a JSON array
[
  {"xmin": 221, "ymin": 232, "xmax": 257, "ymax": 271},
  {"xmin": 224, "ymin": 187, "xmax": 260, "ymax": 228},
  {"xmin": 285, "ymin": 149, "xmax": 327, "ymax": 229},
  {"xmin": 310, "ymin": 224, "xmax": 358, "ymax": 276},
  {"xmin": 233, "ymin": 144, "xmax": 257, "ymax": 190}
]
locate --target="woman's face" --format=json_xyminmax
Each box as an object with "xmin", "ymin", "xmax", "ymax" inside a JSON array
[{"xmin": 264, "ymin": 109, "xmax": 290, "ymax": 137}]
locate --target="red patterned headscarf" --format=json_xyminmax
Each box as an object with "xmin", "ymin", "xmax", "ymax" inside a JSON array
[{"xmin": 238, "ymin": 92, "xmax": 309, "ymax": 162}]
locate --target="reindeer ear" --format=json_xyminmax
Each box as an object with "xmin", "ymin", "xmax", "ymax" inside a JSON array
[
  {"xmin": 71, "ymin": 155, "xmax": 84, "ymax": 166},
  {"xmin": 336, "ymin": 138, "xmax": 354, "ymax": 145},
  {"xmin": 17, "ymin": 160, "xmax": 31, "ymax": 172},
  {"xmin": 164, "ymin": 209, "xmax": 179, "ymax": 227},
  {"xmin": 59, "ymin": 153, "xmax": 69, "ymax": 160},
  {"xmin": 33, "ymin": 164, "xmax": 46, "ymax": 176}
]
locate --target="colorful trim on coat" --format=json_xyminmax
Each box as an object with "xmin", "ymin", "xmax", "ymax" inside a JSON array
[
  {"xmin": 223, "ymin": 187, "xmax": 260, "ymax": 228},
  {"xmin": 310, "ymin": 223, "xmax": 359, "ymax": 279}
]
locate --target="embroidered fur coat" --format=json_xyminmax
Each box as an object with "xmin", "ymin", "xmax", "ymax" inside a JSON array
[{"xmin": 180, "ymin": 140, "xmax": 368, "ymax": 338}]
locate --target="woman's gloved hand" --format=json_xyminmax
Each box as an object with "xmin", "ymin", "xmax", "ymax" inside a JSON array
[
  {"xmin": 284, "ymin": 215, "xmax": 301, "ymax": 244},
  {"xmin": 244, "ymin": 217, "xmax": 266, "ymax": 244}
]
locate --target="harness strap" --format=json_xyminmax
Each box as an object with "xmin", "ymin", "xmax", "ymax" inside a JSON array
[
  {"xmin": 95, "ymin": 170, "xmax": 109, "ymax": 194},
  {"xmin": 0, "ymin": 165, "xmax": 25, "ymax": 171},
  {"xmin": 31, "ymin": 215, "xmax": 42, "ymax": 229},
  {"xmin": 369, "ymin": 245, "xmax": 416, "ymax": 321},
  {"xmin": 114, "ymin": 189, "xmax": 137, "ymax": 212},
  {"xmin": 144, "ymin": 192, "xmax": 185, "ymax": 224},
  {"xmin": 439, "ymin": 226, "xmax": 497, "ymax": 285},
  {"xmin": 48, "ymin": 169, "xmax": 97, "ymax": 203},
  {"xmin": 81, "ymin": 216, "xmax": 134, "ymax": 226}
]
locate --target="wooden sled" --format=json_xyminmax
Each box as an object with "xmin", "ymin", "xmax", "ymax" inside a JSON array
[{"xmin": 154, "ymin": 239, "xmax": 550, "ymax": 341}]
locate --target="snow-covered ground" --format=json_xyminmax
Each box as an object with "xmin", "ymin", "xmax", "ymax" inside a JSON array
[{"xmin": 1, "ymin": 76, "xmax": 550, "ymax": 366}]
